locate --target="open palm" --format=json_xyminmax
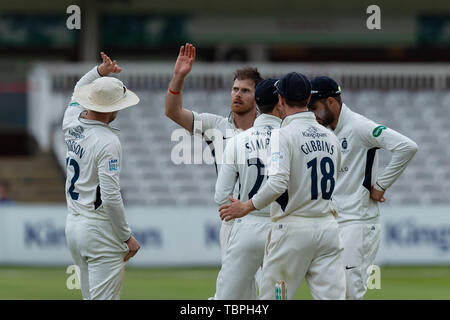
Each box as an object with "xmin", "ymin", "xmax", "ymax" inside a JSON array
[{"xmin": 174, "ymin": 43, "xmax": 196, "ymax": 78}]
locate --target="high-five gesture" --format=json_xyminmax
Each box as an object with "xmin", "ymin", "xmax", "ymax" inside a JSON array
[
  {"xmin": 98, "ymin": 51, "xmax": 122, "ymax": 76},
  {"xmin": 165, "ymin": 43, "xmax": 197, "ymax": 133},
  {"xmin": 173, "ymin": 43, "xmax": 196, "ymax": 79}
]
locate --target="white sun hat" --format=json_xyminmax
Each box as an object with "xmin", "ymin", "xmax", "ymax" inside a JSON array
[{"xmin": 73, "ymin": 76, "xmax": 139, "ymax": 113}]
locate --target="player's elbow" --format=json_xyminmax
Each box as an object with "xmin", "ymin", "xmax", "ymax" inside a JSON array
[
  {"xmin": 101, "ymin": 189, "xmax": 123, "ymax": 205},
  {"xmin": 214, "ymin": 193, "xmax": 228, "ymax": 206},
  {"xmin": 411, "ymin": 141, "xmax": 419, "ymax": 154},
  {"xmin": 165, "ymin": 106, "xmax": 186, "ymax": 130},
  {"xmin": 165, "ymin": 105, "xmax": 176, "ymax": 120},
  {"xmin": 165, "ymin": 100, "xmax": 182, "ymax": 120},
  {"xmin": 407, "ymin": 140, "xmax": 419, "ymax": 157},
  {"xmin": 267, "ymin": 174, "xmax": 289, "ymax": 195}
]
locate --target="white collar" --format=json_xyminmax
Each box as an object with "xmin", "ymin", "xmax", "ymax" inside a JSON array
[
  {"xmin": 334, "ymin": 103, "xmax": 351, "ymax": 135},
  {"xmin": 281, "ymin": 111, "xmax": 316, "ymax": 128},
  {"xmin": 78, "ymin": 114, "xmax": 120, "ymax": 133},
  {"xmin": 253, "ymin": 113, "xmax": 282, "ymax": 128}
]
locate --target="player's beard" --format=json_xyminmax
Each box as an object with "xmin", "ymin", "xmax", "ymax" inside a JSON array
[
  {"xmin": 316, "ymin": 102, "xmax": 335, "ymax": 128},
  {"xmin": 231, "ymin": 101, "xmax": 255, "ymax": 115}
]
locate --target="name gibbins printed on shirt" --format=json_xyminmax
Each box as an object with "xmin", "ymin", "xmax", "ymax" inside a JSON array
[{"xmin": 300, "ymin": 126, "xmax": 335, "ymax": 156}]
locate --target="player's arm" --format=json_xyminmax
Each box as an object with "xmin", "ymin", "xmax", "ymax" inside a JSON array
[
  {"xmin": 219, "ymin": 130, "xmax": 290, "ymax": 221},
  {"xmin": 214, "ymin": 137, "xmax": 239, "ymax": 206},
  {"xmin": 250, "ymin": 131, "xmax": 291, "ymax": 211},
  {"xmin": 97, "ymin": 142, "xmax": 141, "ymax": 261},
  {"xmin": 330, "ymin": 137, "xmax": 341, "ymax": 217},
  {"xmin": 97, "ymin": 140, "xmax": 132, "ymax": 243},
  {"xmin": 165, "ymin": 43, "xmax": 196, "ymax": 133},
  {"xmin": 356, "ymin": 121, "xmax": 418, "ymax": 201}
]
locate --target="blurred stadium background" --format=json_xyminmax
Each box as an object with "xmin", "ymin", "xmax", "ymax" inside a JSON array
[{"xmin": 0, "ymin": 0, "xmax": 449, "ymax": 299}]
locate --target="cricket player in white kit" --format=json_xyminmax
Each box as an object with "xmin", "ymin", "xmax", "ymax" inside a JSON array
[
  {"xmin": 64, "ymin": 53, "xmax": 141, "ymax": 300},
  {"xmin": 214, "ymin": 79, "xmax": 283, "ymax": 299},
  {"xmin": 164, "ymin": 43, "xmax": 262, "ymax": 258},
  {"xmin": 220, "ymin": 72, "xmax": 346, "ymax": 300},
  {"xmin": 308, "ymin": 76, "xmax": 418, "ymax": 299}
]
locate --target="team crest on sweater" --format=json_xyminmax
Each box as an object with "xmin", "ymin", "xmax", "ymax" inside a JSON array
[{"xmin": 340, "ymin": 137, "xmax": 350, "ymax": 154}]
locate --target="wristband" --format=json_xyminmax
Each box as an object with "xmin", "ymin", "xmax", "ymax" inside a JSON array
[
  {"xmin": 96, "ymin": 66, "xmax": 103, "ymax": 77},
  {"xmin": 168, "ymin": 89, "xmax": 181, "ymax": 95}
]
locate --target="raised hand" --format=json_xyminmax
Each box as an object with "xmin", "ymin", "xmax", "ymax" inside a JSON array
[
  {"xmin": 173, "ymin": 43, "xmax": 196, "ymax": 79},
  {"xmin": 98, "ymin": 52, "xmax": 122, "ymax": 76}
]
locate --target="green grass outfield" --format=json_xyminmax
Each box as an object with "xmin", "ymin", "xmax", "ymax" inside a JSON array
[{"xmin": 0, "ymin": 265, "xmax": 449, "ymax": 300}]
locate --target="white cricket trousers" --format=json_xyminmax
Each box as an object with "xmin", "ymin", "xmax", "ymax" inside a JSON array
[
  {"xmin": 338, "ymin": 222, "xmax": 381, "ymax": 300},
  {"xmin": 259, "ymin": 215, "xmax": 346, "ymax": 300},
  {"xmin": 65, "ymin": 213, "xmax": 129, "ymax": 300},
  {"xmin": 209, "ymin": 219, "xmax": 235, "ymax": 300},
  {"xmin": 215, "ymin": 215, "xmax": 272, "ymax": 299},
  {"xmin": 219, "ymin": 219, "xmax": 234, "ymax": 259}
]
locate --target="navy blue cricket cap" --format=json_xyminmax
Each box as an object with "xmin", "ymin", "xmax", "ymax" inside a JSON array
[
  {"xmin": 309, "ymin": 76, "xmax": 342, "ymax": 105},
  {"xmin": 274, "ymin": 72, "xmax": 311, "ymax": 101},
  {"xmin": 255, "ymin": 78, "xmax": 279, "ymax": 107}
]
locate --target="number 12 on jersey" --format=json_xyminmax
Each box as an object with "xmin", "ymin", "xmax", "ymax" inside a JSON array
[{"xmin": 306, "ymin": 157, "xmax": 335, "ymax": 200}]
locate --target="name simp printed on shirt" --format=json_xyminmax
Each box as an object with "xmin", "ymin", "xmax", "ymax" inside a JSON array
[
  {"xmin": 245, "ymin": 137, "xmax": 271, "ymax": 153},
  {"xmin": 108, "ymin": 159, "xmax": 119, "ymax": 171}
]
